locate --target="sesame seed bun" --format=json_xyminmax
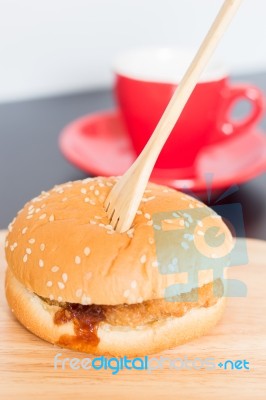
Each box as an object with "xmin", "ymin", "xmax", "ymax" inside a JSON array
[
  {"xmin": 5, "ymin": 177, "xmax": 231, "ymax": 355},
  {"xmin": 5, "ymin": 177, "xmax": 232, "ymax": 306}
]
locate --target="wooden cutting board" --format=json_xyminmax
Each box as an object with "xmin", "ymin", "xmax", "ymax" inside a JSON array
[{"xmin": 0, "ymin": 230, "xmax": 265, "ymax": 399}]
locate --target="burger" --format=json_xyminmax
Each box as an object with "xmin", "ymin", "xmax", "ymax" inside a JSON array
[{"xmin": 5, "ymin": 176, "xmax": 232, "ymax": 356}]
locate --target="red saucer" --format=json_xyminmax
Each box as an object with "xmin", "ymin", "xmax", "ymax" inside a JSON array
[{"xmin": 59, "ymin": 110, "xmax": 266, "ymax": 191}]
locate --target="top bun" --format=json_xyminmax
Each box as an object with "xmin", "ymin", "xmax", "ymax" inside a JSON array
[{"xmin": 5, "ymin": 177, "xmax": 233, "ymax": 305}]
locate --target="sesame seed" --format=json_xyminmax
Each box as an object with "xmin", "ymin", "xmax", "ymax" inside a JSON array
[
  {"xmin": 75, "ymin": 256, "xmax": 81, "ymax": 265},
  {"xmin": 181, "ymin": 242, "xmax": 189, "ymax": 250},
  {"xmin": 46, "ymin": 281, "xmax": 52, "ymax": 287},
  {"xmin": 28, "ymin": 238, "xmax": 35, "ymax": 244},
  {"xmin": 142, "ymin": 196, "xmax": 155, "ymax": 202},
  {"xmin": 58, "ymin": 189, "xmax": 64, "ymax": 194},
  {"xmin": 144, "ymin": 213, "xmax": 151, "ymax": 220},
  {"xmin": 127, "ymin": 228, "xmax": 134, "ymax": 237},
  {"xmin": 140, "ymin": 255, "xmax": 147, "ymax": 264},
  {"xmin": 13, "ymin": 242, "xmax": 18, "ymax": 248},
  {"xmin": 136, "ymin": 210, "xmax": 142, "ymax": 215},
  {"xmin": 62, "ymin": 197, "xmax": 68, "ymax": 202},
  {"xmin": 137, "ymin": 297, "xmax": 143, "ymax": 303},
  {"xmin": 89, "ymin": 185, "xmax": 95, "ymax": 190},
  {"xmin": 90, "ymin": 220, "xmax": 97, "ymax": 224},
  {"xmin": 58, "ymin": 282, "xmax": 65, "ymax": 290},
  {"xmin": 146, "ymin": 220, "xmax": 153, "ymax": 226},
  {"xmin": 22, "ymin": 227, "xmax": 28, "ymax": 234},
  {"xmin": 83, "ymin": 178, "xmax": 93, "ymax": 183},
  {"xmin": 98, "ymin": 182, "xmax": 105, "ymax": 187},
  {"xmin": 58, "ymin": 296, "xmax": 63, "ymax": 302},
  {"xmin": 51, "ymin": 265, "xmax": 59, "ymax": 272},
  {"xmin": 40, "ymin": 243, "xmax": 45, "ymax": 251},
  {"xmin": 84, "ymin": 247, "xmax": 91, "ymax": 256},
  {"xmin": 197, "ymin": 220, "xmax": 203, "ymax": 227},
  {"xmin": 26, "ymin": 248, "xmax": 32, "ymax": 255},
  {"xmin": 28, "ymin": 205, "xmax": 34, "ymax": 211},
  {"xmin": 23, "ymin": 254, "xmax": 28, "ymax": 263},
  {"xmin": 197, "ymin": 230, "xmax": 204, "ymax": 236},
  {"xmin": 123, "ymin": 290, "xmax": 130, "ymax": 298},
  {"xmin": 49, "ymin": 294, "xmax": 54, "ymax": 301},
  {"xmin": 62, "ymin": 273, "xmax": 68, "ymax": 283},
  {"xmin": 49, "ymin": 214, "xmax": 55, "ymax": 222},
  {"xmin": 85, "ymin": 271, "xmax": 92, "ymax": 280},
  {"xmin": 26, "ymin": 215, "xmax": 33, "ymax": 220},
  {"xmin": 84, "ymin": 197, "xmax": 90, "ymax": 203},
  {"xmin": 39, "ymin": 259, "xmax": 44, "ymax": 267},
  {"xmin": 94, "ymin": 216, "xmax": 102, "ymax": 220},
  {"xmin": 131, "ymin": 280, "xmax": 137, "ymax": 289},
  {"xmin": 94, "ymin": 190, "xmax": 100, "ymax": 196},
  {"xmin": 197, "ymin": 203, "xmax": 204, "ymax": 208},
  {"xmin": 35, "ymin": 208, "xmax": 41, "ymax": 213},
  {"xmin": 39, "ymin": 213, "xmax": 46, "ymax": 220},
  {"xmin": 106, "ymin": 182, "xmax": 113, "ymax": 187},
  {"xmin": 81, "ymin": 188, "xmax": 87, "ymax": 194},
  {"xmin": 81, "ymin": 295, "xmax": 92, "ymax": 305},
  {"xmin": 76, "ymin": 289, "xmax": 83, "ymax": 298}
]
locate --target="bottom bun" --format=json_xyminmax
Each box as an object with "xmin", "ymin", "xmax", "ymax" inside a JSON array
[{"xmin": 5, "ymin": 267, "xmax": 226, "ymax": 357}]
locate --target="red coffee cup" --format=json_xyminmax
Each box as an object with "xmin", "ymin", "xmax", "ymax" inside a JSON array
[{"xmin": 114, "ymin": 48, "xmax": 264, "ymax": 175}]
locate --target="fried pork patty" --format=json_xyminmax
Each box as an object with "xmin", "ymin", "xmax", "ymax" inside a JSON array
[{"xmin": 41, "ymin": 279, "xmax": 223, "ymax": 328}]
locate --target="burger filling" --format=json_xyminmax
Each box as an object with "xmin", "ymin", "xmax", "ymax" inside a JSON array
[{"xmin": 40, "ymin": 279, "xmax": 223, "ymax": 346}]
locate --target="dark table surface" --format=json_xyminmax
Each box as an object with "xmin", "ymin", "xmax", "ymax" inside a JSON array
[{"xmin": 0, "ymin": 73, "xmax": 266, "ymax": 240}]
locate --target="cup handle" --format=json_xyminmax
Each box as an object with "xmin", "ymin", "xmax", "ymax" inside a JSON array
[{"xmin": 216, "ymin": 84, "xmax": 265, "ymax": 138}]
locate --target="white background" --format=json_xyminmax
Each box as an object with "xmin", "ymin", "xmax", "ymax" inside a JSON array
[{"xmin": 0, "ymin": 0, "xmax": 265, "ymax": 102}]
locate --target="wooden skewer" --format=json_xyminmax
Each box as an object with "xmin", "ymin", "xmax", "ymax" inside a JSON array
[{"xmin": 105, "ymin": 0, "xmax": 243, "ymax": 232}]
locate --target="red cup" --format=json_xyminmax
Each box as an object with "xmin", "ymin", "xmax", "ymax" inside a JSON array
[{"xmin": 114, "ymin": 48, "xmax": 265, "ymax": 174}]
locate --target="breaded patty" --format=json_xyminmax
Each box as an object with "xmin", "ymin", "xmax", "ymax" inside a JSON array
[{"xmin": 43, "ymin": 279, "xmax": 223, "ymax": 328}]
